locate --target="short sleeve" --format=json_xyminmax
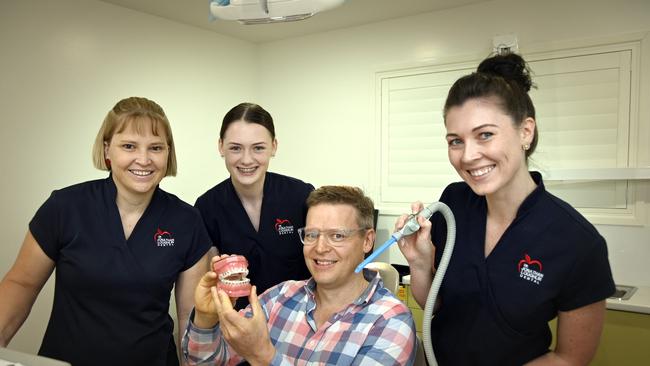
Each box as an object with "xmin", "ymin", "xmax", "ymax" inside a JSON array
[
  {"xmin": 556, "ymin": 235, "xmax": 615, "ymax": 311},
  {"xmin": 194, "ymin": 194, "xmax": 222, "ymax": 251},
  {"xmin": 301, "ymin": 182, "xmax": 314, "ymax": 218},
  {"xmin": 28, "ymin": 191, "xmax": 62, "ymax": 261},
  {"xmin": 182, "ymin": 210, "xmax": 213, "ymax": 271}
]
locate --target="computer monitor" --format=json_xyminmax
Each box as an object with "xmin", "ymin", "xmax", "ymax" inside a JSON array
[{"xmin": 373, "ymin": 208, "xmax": 379, "ymax": 230}]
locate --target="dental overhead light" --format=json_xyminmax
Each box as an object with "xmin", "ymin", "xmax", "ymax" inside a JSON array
[{"xmin": 210, "ymin": 0, "xmax": 345, "ymax": 25}]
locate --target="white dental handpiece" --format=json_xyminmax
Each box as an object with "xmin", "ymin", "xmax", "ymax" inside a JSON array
[{"xmin": 392, "ymin": 204, "xmax": 436, "ymax": 241}]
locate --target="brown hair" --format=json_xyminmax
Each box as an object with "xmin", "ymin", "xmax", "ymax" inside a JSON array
[
  {"xmin": 220, "ymin": 102, "xmax": 275, "ymax": 140},
  {"xmin": 306, "ymin": 186, "xmax": 375, "ymax": 229},
  {"xmin": 444, "ymin": 53, "xmax": 538, "ymax": 159}
]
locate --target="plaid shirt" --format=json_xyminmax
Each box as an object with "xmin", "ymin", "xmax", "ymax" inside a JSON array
[{"xmin": 182, "ymin": 269, "xmax": 416, "ymax": 365}]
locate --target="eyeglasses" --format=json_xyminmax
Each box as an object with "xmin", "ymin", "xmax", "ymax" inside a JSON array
[{"xmin": 297, "ymin": 227, "xmax": 369, "ymax": 247}]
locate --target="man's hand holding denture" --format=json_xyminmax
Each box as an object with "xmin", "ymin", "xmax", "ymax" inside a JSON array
[
  {"xmin": 193, "ymin": 255, "xmax": 276, "ymax": 365},
  {"xmin": 194, "ymin": 255, "xmax": 247, "ymax": 327}
]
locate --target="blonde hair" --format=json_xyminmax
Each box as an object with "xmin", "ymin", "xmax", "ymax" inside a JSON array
[{"xmin": 92, "ymin": 97, "xmax": 177, "ymax": 176}]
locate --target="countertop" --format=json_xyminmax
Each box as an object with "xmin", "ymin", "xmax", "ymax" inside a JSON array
[
  {"xmin": 606, "ymin": 285, "xmax": 650, "ymax": 314},
  {"xmin": 0, "ymin": 347, "xmax": 70, "ymax": 366}
]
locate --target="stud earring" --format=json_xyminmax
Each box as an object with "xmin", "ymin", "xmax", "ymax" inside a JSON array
[{"xmin": 522, "ymin": 144, "xmax": 530, "ymax": 151}]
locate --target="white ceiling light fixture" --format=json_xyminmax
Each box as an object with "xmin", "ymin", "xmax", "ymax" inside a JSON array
[{"xmin": 210, "ymin": 0, "xmax": 346, "ymax": 25}]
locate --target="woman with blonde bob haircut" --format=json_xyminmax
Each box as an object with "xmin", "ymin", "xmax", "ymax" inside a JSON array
[
  {"xmin": 92, "ymin": 97, "xmax": 178, "ymax": 176},
  {"xmin": 0, "ymin": 97, "xmax": 211, "ymax": 366}
]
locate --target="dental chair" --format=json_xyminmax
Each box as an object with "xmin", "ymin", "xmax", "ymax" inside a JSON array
[{"xmin": 364, "ymin": 261, "xmax": 399, "ymax": 294}]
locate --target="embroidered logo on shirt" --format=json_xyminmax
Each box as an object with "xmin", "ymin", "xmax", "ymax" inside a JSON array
[
  {"xmin": 518, "ymin": 253, "xmax": 544, "ymax": 285},
  {"xmin": 274, "ymin": 218, "xmax": 294, "ymax": 235},
  {"xmin": 154, "ymin": 228, "xmax": 175, "ymax": 247}
]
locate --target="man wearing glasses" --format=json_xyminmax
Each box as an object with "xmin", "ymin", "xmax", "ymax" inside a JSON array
[{"xmin": 182, "ymin": 186, "xmax": 416, "ymax": 365}]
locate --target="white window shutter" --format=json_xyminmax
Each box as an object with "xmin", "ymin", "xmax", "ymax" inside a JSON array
[{"xmin": 377, "ymin": 44, "xmax": 643, "ymax": 224}]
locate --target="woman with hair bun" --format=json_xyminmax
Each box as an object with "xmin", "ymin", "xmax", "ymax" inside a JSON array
[{"xmin": 396, "ymin": 53, "xmax": 615, "ymax": 365}]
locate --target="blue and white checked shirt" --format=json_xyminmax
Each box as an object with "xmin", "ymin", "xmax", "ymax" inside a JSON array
[{"xmin": 182, "ymin": 269, "xmax": 416, "ymax": 365}]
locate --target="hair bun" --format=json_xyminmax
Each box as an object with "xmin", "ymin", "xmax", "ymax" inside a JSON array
[{"xmin": 477, "ymin": 53, "xmax": 533, "ymax": 92}]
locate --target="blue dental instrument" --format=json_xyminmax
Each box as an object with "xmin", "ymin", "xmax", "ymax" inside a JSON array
[{"xmin": 355, "ymin": 203, "xmax": 438, "ymax": 273}]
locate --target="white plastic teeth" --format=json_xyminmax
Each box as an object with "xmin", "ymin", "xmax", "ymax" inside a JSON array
[
  {"xmin": 218, "ymin": 267, "xmax": 250, "ymax": 282},
  {"xmin": 220, "ymin": 277, "xmax": 251, "ymax": 285}
]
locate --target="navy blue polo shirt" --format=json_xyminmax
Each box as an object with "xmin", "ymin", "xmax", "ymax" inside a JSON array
[
  {"xmin": 29, "ymin": 176, "xmax": 211, "ymax": 366},
  {"xmin": 428, "ymin": 172, "xmax": 615, "ymax": 366},
  {"xmin": 195, "ymin": 172, "xmax": 313, "ymax": 309}
]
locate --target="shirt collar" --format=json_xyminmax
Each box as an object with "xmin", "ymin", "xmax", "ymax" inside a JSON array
[
  {"xmin": 355, "ymin": 268, "xmax": 381, "ymax": 305},
  {"xmin": 515, "ymin": 171, "xmax": 545, "ymax": 218},
  {"xmin": 304, "ymin": 268, "xmax": 381, "ymax": 306}
]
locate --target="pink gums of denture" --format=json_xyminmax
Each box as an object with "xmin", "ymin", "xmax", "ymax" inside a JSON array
[{"xmin": 213, "ymin": 255, "xmax": 252, "ymax": 298}]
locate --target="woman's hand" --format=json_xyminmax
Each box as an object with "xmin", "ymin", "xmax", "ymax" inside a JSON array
[
  {"xmin": 395, "ymin": 201, "xmax": 435, "ymax": 268},
  {"xmin": 395, "ymin": 202, "xmax": 437, "ymax": 307}
]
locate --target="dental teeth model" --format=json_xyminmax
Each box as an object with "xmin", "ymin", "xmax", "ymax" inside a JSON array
[{"xmin": 213, "ymin": 255, "xmax": 252, "ymax": 297}]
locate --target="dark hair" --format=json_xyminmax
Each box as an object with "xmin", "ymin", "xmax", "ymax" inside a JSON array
[
  {"xmin": 443, "ymin": 53, "xmax": 538, "ymax": 158},
  {"xmin": 306, "ymin": 186, "xmax": 375, "ymax": 230},
  {"xmin": 219, "ymin": 102, "xmax": 275, "ymax": 140}
]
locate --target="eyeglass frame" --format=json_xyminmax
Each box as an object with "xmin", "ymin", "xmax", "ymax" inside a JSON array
[{"xmin": 297, "ymin": 227, "xmax": 372, "ymax": 247}]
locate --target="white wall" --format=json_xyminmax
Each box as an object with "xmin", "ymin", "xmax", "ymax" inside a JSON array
[
  {"xmin": 0, "ymin": 0, "xmax": 257, "ymax": 354},
  {"xmin": 255, "ymin": 0, "xmax": 650, "ymax": 286},
  {"xmin": 2, "ymin": 0, "xmax": 650, "ymax": 356}
]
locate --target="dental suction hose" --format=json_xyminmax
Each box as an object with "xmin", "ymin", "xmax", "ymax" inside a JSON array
[{"xmin": 421, "ymin": 202, "xmax": 456, "ymax": 366}]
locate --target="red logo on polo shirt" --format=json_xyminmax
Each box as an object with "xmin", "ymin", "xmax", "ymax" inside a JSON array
[
  {"xmin": 154, "ymin": 228, "xmax": 175, "ymax": 247},
  {"xmin": 518, "ymin": 253, "xmax": 544, "ymax": 285},
  {"xmin": 274, "ymin": 218, "xmax": 294, "ymax": 235}
]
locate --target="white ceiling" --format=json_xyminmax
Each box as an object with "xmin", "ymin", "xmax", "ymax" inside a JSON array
[{"xmin": 98, "ymin": 0, "xmax": 491, "ymax": 43}]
